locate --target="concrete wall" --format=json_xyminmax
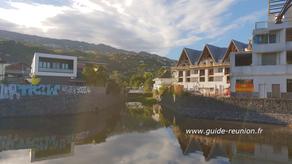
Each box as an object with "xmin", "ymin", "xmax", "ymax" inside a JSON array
[
  {"xmin": 219, "ymin": 97, "xmax": 292, "ymax": 114},
  {"xmin": 0, "ymin": 86, "xmax": 124, "ymax": 118}
]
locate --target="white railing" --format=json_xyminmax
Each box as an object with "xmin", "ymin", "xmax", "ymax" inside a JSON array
[
  {"xmin": 255, "ymin": 21, "xmax": 268, "ymax": 29},
  {"xmin": 39, "ymin": 68, "xmax": 74, "ymax": 74}
]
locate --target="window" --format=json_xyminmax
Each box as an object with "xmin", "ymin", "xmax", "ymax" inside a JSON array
[
  {"xmin": 269, "ymin": 32, "xmax": 277, "ymax": 43},
  {"xmin": 186, "ymin": 70, "xmax": 190, "ymax": 76},
  {"xmin": 39, "ymin": 61, "xmax": 43, "ymax": 68},
  {"xmin": 288, "ymin": 79, "xmax": 292, "ymax": 92},
  {"xmin": 286, "ymin": 28, "xmax": 292, "ymax": 41},
  {"xmin": 199, "ymin": 70, "xmax": 205, "ymax": 76},
  {"xmin": 178, "ymin": 78, "xmax": 183, "ymax": 82},
  {"xmin": 186, "ymin": 78, "xmax": 190, "ymax": 82},
  {"xmin": 217, "ymin": 68, "xmax": 223, "ymax": 73},
  {"xmin": 208, "ymin": 69, "xmax": 214, "ymax": 76},
  {"xmin": 254, "ymin": 34, "xmax": 268, "ymax": 44},
  {"xmin": 262, "ymin": 53, "xmax": 277, "ymax": 65},
  {"xmin": 254, "ymin": 32, "xmax": 279, "ymax": 44},
  {"xmin": 179, "ymin": 71, "xmax": 183, "ymax": 77},
  {"xmin": 225, "ymin": 68, "xmax": 230, "ymax": 75},
  {"xmin": 208, "ymin": 77, "xmax": 214, "ymax": 82},
  {"xmin": 235, "ymin": 53, "xmax": 252, "ymax": 66},
  {"xmin": 200, "ymin": 77, "xmax": 205, "ymax": 82},
  {"xmin": 287, "ymin": 51, "xmax": 292, "ymax": 64},
  {"xmin": 193, "ymin": 70, "xmax": 198, "ymax": 74},
  {"xmin": 227, "ymin": 76, "xmax": 230, "ymax": 83}
]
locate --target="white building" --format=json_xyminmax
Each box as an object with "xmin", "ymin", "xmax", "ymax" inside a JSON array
[
  {"xmin": 31, "ymin": 52, "xmax": 77, "ymax": 78},
  {"xmin": 172, "ymin": 40, "xmax": 248, "ymax": 96},
  {"xmin": 230, "ymin": 0, "xmax": 292, "ymax": 99},
  {"xmin": 153, "ymin": 78, "xmax": 173, "ymax": 90}
]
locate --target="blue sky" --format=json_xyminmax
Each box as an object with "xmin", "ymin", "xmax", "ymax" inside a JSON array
[
  {"xmin": 169, "ymin": 0, "xmax": 267, "ymax": 59},
  {"xmin": 0, "ymin": 0, "xmax": 267, "ymax": 59}
]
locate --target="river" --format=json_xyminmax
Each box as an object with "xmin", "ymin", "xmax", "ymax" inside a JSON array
[{"xmin": 0, "ymin": 105, "xmax": 291, "ymax": 164}]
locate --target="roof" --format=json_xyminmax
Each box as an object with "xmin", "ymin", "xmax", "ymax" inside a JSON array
[
  {"xmin": 206, "ymin": 44, "xmax": 227, "ymax": 63},
  {"xmin": 5, "ymin": 63, "xmax": 30, "ymax": 71},
  {"xmin": 232, "ymin": 40, "xmax": 248, "ymax": 52},
  {"xmin": 34, "ymin": 52, "xmax": 77, "ymax": 60},
  {"xmin": 184, "ymin": 48, "xmax": 202, "ymax": 65}
]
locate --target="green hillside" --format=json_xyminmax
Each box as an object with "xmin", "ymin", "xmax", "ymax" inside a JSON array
[{"xmin": 0, "ymin": 40, "xmax": 175, "ymax": 77}]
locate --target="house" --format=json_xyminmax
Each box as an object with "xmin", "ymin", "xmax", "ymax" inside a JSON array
[
  {"xmin": 172, "ymin": 40, "xmax": 248, "ymax": 96},
  {"xmin": 5, "ymin": 62, "xmax": 31, "ymax": 83},
  {"xmin": 230, "ymin": 0, "xmax": 292, "ymax": 99},
  {"xmin": 153, "ymin": 68, "xmax": 173, "ymax": 90},
  {"xmin": 153, "ymin": 78, "xmax": 173, "ymax": 90},
  {"xmin": 31, "ymin": 52, "xmax": 77, "ymax": 84}
]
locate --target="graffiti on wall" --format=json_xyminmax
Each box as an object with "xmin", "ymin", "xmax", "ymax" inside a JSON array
[
  {"xmin": 0, "ymin": 84, "xmax": 91, "ymax": 100},
  {"xmin": 61, "ymin": 86, "xmax": 91, "ymax": 95}
]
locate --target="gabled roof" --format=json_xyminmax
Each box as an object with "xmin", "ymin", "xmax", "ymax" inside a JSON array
[
  {"xmin": 184, "ymin": 48, "xmax": 202, "ymax": 65},
  {"xmin": 206, "ymin": 44, "xmax": 227, "ymax": 63},
  {"xmin": 176, "ymin": 48, "xmax": 201, "ymax": 66},
  {"xmin": 232, "ymin": 40, "xmax": 248, "ymax": 52},
  {"xmin": 222, "ymin": 40, "xmax": 248, "ymax": 63},
  {"xmin": 196, "ymin": 44, "xmax": 227, "ymax": 64}
]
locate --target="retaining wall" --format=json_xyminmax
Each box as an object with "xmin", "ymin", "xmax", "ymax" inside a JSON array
[{"xmin": 0, "ymin": 85, "xmax": 124, "ymax": 118}]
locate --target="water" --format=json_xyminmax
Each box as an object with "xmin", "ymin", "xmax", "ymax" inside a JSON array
[{"xmin": 0, "ymin": 105, "xmax": 291, "ymax": 164}]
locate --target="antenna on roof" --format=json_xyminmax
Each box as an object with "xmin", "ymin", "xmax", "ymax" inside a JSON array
[{"xmin": 273, "ymin": 0, "xmax": 292, "ymax": 24}]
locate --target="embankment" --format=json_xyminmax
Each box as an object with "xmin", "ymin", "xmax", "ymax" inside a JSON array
[
  {"xmin": 0, "ymin": 84, "xmax": 124, "ymax": 118},
  {"xmin": 161, "ymin": 93, "xmax": 292, "ymax": 125}
]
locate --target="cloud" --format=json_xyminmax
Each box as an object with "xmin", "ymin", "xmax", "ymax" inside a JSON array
[
  {"xmin": 0, "ymin": 128, "xmax": 229, "ymax": 164},
  {"xmin": 0, "ymin": 0, "xmax": 260, "ymax": 56}
]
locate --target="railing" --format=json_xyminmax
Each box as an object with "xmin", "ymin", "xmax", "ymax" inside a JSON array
[
  {"xmin": 39, "ymin": 68, "xmax": 74, "ymax": 74},
  {"xmin": 255, "ymin": 21, "xmax": 268, "ymax": 29},
  {"xmin": 255, "ymin": 17, "xmax": 292, "ymax": 29}
]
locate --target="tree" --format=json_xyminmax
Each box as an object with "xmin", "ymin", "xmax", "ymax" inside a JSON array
[
  {"xmin": 82, "ymin": 64, "xmax": 108, "ymax": 86},
  {"xmin": 111, "ymin": 70, "xmax": 124, "ymax": 86},
  {"xmin": 95, "ymin": 65, "xmax": 109, "ymax": 86},
  {"xmin": 143, "ymin": 72, "xmax": 153, "ymax": 79},
  {"xmin": 130, "ymin": 74, "xmax": 144, "ymax": 88},
  {"xmin": 143, "ymin": 78, "xmax": 154, "ymax": 92}
]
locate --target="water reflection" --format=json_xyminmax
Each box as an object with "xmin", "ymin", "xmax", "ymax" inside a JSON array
[{"xmin": 0, "ymin": 105, "xmax": 291, "ymax": 164}]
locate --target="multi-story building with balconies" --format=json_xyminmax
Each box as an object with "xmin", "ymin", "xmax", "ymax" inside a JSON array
[
  {"xmin": 172, "ymin": 40, "xmax": 248, "ymax": 96},
  {"xmin": 230, "ymin": 0, "xmax": 292, "ymax": 99}
]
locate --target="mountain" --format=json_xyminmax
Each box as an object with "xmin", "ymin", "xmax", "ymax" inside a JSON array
[
  {"xmin": 0, "ymin": 30, "xmax": 131, "ymax": 54},
  {"xmin": 0, "ymin": 30, "xmax": 176, "ymax": 76}
]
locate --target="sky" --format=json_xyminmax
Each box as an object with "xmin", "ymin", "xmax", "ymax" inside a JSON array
[{"xmin": 0, "ymin": 0, "xmax": 268, "ymax": 59}]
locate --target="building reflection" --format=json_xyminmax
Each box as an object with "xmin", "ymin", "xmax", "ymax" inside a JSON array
[
  {"xmin": 173, "ymin": 124, "xmax": 292, "ymax": 164},
  {"xmin": 0, "ymin": 105, "xmax": 291, "ymax": 164}
]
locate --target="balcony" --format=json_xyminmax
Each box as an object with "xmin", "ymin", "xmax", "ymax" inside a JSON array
[
  {"xmin": 253, "ymin": 43, "xmax": 284, "ymax": 53},
  {"xmin": 255, "ymin": 21, "xmax": 268, "ymax": 30},
  {"xmin": 38, "ymin": 68, "xmax": 74, "ymax": 74},
  {"xmin": 255, "ymin": 20, "xmax": 292, "ymax": 31},
  {"xmin": 232, "ymin": 65, "xmax": 292, "ymax": 77}
]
